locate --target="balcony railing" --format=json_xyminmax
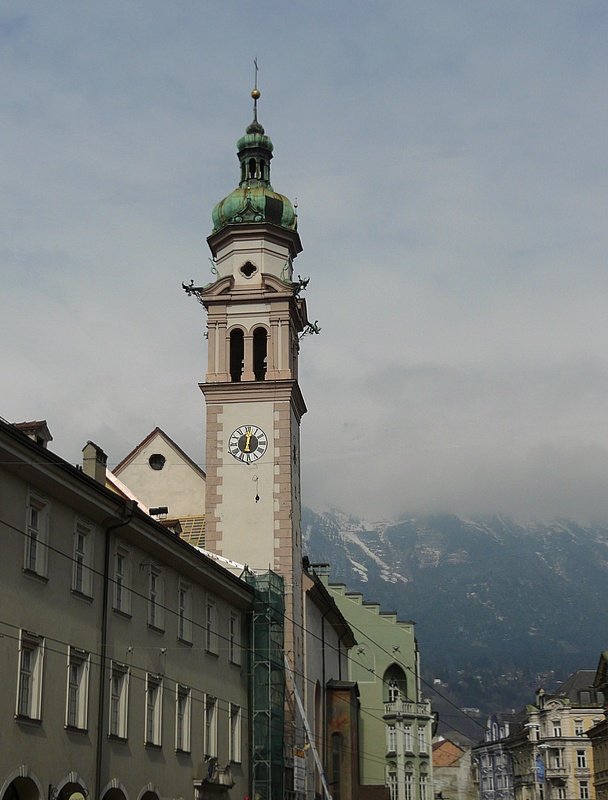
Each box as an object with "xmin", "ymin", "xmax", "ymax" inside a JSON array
[{"xmin": 384, "ymin": 699, "xmax": 433, "ymax": 718}]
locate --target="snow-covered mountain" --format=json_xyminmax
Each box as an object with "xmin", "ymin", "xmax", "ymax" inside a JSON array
[{"xmin": 302, "ymin": 508, "xmax": 608, "ymax": 716}]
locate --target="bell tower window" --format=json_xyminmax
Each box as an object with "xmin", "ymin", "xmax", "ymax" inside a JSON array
[
  {"xmin": 248, "ymin": 158, "xmax": 256, "ymax": 179},
  {"xmin": 229, "ymin": 329, "xmax": 244, "ymax": 382},
  {"xmin": 253, "ymin": 328, "xmax": 268, "ymax": 381}
]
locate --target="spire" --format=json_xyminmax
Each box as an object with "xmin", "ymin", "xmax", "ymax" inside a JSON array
[{"xmin": 210, "ymin": 70, "xmax": 298, "ymax": 234}]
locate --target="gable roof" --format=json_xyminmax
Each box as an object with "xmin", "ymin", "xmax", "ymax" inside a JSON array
[{"xmin": 113, "ymin": 426, "xmax": 206, "ymax": 479}]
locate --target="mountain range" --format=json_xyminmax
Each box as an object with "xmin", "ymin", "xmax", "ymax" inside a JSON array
[{"xmin": 302, "ymin": 508, "xmax": 608, "ymax": 732}]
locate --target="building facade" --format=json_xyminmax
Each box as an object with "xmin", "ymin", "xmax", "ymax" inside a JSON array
[
  {"xmin": 587, "ymin": 653, "xmax": 608, "ymax": 800},
  {"xmin": 505, "ymin": 672, "xmax": 603, "ymax": 800},
  {"xmin": 0, "ymin": 419, "xmax": 252, "ymax": 800},
  {"xmin": 473, "ymin": 713, "xmax": 518, "ymax": 800},
  {"xmin": 320, "ymin": 577, "xmax": 434, "ymax": 800}
]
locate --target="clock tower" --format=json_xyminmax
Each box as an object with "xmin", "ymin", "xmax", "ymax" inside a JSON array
[{"xmin": 194, "ymin": 87, "xmax": 311, "ymax": 668}]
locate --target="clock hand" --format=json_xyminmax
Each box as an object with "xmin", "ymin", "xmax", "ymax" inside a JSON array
[{"xmin": 244, "ymin": 428, "xmax": 253, "ymax": 452}]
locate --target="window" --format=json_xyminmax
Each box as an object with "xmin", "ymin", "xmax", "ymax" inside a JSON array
[
  {"xmin": 229, "ymin": 329, "xmax": 244, "ymax": 382},
  {"xmin": 557, "ymin": 788, "xmax": 566, "ymax": 800},
  {"xmin": 205, "ymin": 596, "xmax": 219, "ymax": 655},
  {"xmin": 575, "ymin": 719, "xmax": 584, "ymax": 736},
  {"xmin": 145, "ymin": 674, "xmax": 162, "ymax": 746},
  {"xmin": 552, "ymin": 720, "xmax": 562, "ymax": 737},
  {"xmin": 109, "ymin": 662, "xmax": 129, "ymax": 739},
  {"xmin": 176, "ymin": 685, "xmax": 191, "ymax": 752},
  {"xmin": 253, "ymin": 327, "xmax": 267, "ymax": 381},
  {"xmin": 403, "ymin": 724, "xmax": 412, "ymax": 751},
  {"xmin": 387, "ymin": 724, "xmax": 396, "ymax": 752},
  {"xmin": 16, "ymin": 631, "xmax": 44, "ymax": 720},
  {"xmin": 148, "ymin": 567, "xmax": 164, "ymax": 630},
  {"xmin": 178, "ymin": 582, "xmax": 192, "ymax": 642},
  {"xmin": 387, "ymin": 772, "xmax": 397, "ymax": 800},
  {"xmin": 418, "ymin": 724, "xmax": 427, "ymax": 753},
  {"xmin": 388, "ymin": 680, "xmax": 400, "ymax": 703},
  {"xmin": 65, "ymin": 647, "xmax": 90, "ymax": 730},
  {"xmin": 113, "ymin": 545, "xmax": 131, "ymax": 614},
  {"xmin": 204, "ymin": 695, "xmax": 217, "ymax": 757},
  {"xmin": 72, "ymin": 519, "xmax": 94, "ymax": 596},
  {"xmin": 577, "ymin": 750, "xmax": 587, "ymax": 769},
  {"xmin": 229, "ymin": 612, "xmax": 241, "ymax": 664},
  {"xmin": 552, "ymin": 749, "xmax": 563, "ymax": 769},
  {"xmin": 580, "ymin": 782, "xmax": 589, "ymax": 800},
  {"xmin": 419, "ymin": 774, "xmax": 428, "ymax": 800},
  {"xmin": 230, "ymin": 703, "xmax": 242, "ymax": 763},
  {"xmin": 404, "ymin": 772, "xmax": 413, "ymax": 800},
  {"xmin": 24, "ymin": 494, "xmax": 49, "ymax": 577}
]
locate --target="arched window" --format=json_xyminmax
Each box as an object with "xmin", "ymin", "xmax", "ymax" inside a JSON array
[
  {"xmin": 383, "ymin": 664, "xmax": 407, "ymax": 703},
  {"xmin": 229, "ymin": 329, "xmax": 244, "ymax": 383},
  {"xmin": 253, "ymin": 328, "xmax": 267, "ymax": 381},
  {"xmin": 248, "ymin": 158, "xmax": 256, "ymax": 179},
  {"xmin": 2, "ymin": 779, "xmax": 39, "ymax": 800}
]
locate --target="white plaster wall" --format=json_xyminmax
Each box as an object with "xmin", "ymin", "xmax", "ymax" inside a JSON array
[
  {"xmin": 217, "ymin": 401, "xmax": 276, "ymax": 570},
  {"xmin": 117, "ymin": 435, "xmax": 205, "ymax": 518}
]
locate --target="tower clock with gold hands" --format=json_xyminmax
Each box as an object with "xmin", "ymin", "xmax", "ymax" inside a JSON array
[{"xmin": 228, "ymin": 425, "xmax": 268, "ymax": 463}]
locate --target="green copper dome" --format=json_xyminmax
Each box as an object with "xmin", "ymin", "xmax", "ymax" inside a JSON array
[{"xmin": 211, "ymin": 115, "xmax": 297, "ymax": 234}]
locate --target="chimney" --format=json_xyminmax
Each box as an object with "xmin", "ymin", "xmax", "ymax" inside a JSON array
[{"xmin": 82, "ymin": 441, "xmax": 108, "ymax": 484}]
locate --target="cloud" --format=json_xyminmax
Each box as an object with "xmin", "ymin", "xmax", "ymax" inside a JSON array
[{"xmin": 2, "ymin": 1, "xmax": 608, "ymax": 522}]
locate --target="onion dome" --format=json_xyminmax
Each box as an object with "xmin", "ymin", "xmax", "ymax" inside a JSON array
[{"xmin": 211, "ymin": 88, "xmax": 297, "ymax": 233}]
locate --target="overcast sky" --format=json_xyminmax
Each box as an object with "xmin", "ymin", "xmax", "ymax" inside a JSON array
[{"xmin": 2, "ymin": 2, "xmax": 608, "ymax": 523}]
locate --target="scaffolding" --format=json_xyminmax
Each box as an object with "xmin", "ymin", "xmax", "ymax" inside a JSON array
[{"xmin": 245, "ymin": 571, "xmax": 286, "ymax": 800}]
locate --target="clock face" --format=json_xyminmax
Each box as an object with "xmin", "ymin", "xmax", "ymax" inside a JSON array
[{"xmin": 228, "ymin": 425, "xmax": 268, "ymax": 463}]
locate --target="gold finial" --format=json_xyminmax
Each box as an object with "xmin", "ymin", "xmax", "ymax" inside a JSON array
[{"xmin": 252, "ymin": 57, "xmax": 260, "ymax": 120}]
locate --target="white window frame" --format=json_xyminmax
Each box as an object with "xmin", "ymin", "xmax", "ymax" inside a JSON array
[
  {"xmin": 575, "ymin": 719, "xmax": 584, "ymax": 736},
  {"xmin": 403, "ymin": 724, "xmax": 412, "ymax": 751},
  {"xmin": 175, "ymin": 685, "xmax": 191, "ymax": 752},
  {"xmin": 148, "ymin": 567, "xmax": 164, "ymax": 630},
  {"xmin": 229, "ymin": 611, "xmax": 241, "ymax": 664},
  {"xmin": 206, "ymin": 596, "xmax": 219, "ymax": 655},
  {"xmin": 577, "ymin": 750, "xmax": 587, "ymax": 769},
  {"xmin": 387, "ymin": 771, "xmax": 398, "ymax": 800},
  {"xmin": 72, "ymin": 519, "xmax": 94, "ymax": 597},
  {"xmin": 419, "ymin": 773, "xmax": 428, "ymax": 800},
  {"xmin": 24, "ymin": 493, "xmax": 49, "ymax": 577},
  {"xmin": 387, "ymin": 724, "xmax": 396, "ymax": 752},
  {"xmin": 418, "ymin": 724, "xmax": 427, "ymax": 753},
  {"xmin": 113, "ymin": 543, "xmax": 131, "ymax": 615},
  {"xmin": 229, "ymin": 703, "xmax": 242, "ymax": 763},
  {"xmin": 204, "ymin": 695, "xmax": 218, "ymax": 757},
  {"xmin": 552, "ymin": 720, "xmax": 562, "ymax": 737},
  {"xmin": 178, "ymin": 581, "xmax": 193, "ymax": 643},
  {"xmin": 16, "ymin": 630, "xmax": 45, "ymax": 720},
  {"xmin": 580, "ymin": 782, "xmax": 590, "ymax": 800},
  {"xmin": 404, "ymin": 772, "xmax": 413, "ymax": 800},
  {"xmin": 109, "ymin": 662, "xmax": 129, "ymax": 739},
  {"xmin": 65, "ymin": 647, "xmax": 90, "ymax": 730},
  {"xmin": 145, "ymin": 673, "xmax": 163, "ymax": 746}
]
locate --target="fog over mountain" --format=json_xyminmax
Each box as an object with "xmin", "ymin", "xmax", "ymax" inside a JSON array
[{"xmin": 303, "ymin": 507, "xmax": 607, "ymax": 724}]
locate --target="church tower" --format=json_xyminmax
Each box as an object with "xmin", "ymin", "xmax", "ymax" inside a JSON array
[{"xmin": 195, "ymin": 86, "xmax": 311, "ymax": 670}]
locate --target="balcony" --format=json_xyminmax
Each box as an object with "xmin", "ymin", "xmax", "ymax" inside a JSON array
[
  {"xmin": 545, "ymin": 767, "xmax": 567, "ymax": 779},
  {"xmin": 384, "ymin": 699, "xmax": 433, "ymax": 719}
]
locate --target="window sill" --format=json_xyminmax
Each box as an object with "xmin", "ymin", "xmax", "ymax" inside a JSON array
[
  {"xmin": 15, "ymin": 714, "xmax": 42, "ymax": 726},
  {"xmin": 22, "ymin": 568, "xmax": 48, "ymax": 583},
  {"xmin": 178, "ymin": 637, "xmax": 193, "ymax": 647},
  {"xmin": 176, "ymin": 747, "xmax": 191, "ymax": 755},
  {"xmin": 71, "ymin": 589, "xmax": 93, "ymax": 603},
  {"xmin": 112, "ymin": 607, "xmax": 132, "ymax": 619},
  {"xmin": 147, "ymin": 624, "xmax": 165, "ymax": 634},
  {"xmin": 145, "ymin": 741, "xmax": 162, "ymax": 750},
  {"xmin": 65, "ymin": 724, "xmax": 88, "ymax": 733},
  {"xmin": 205, "ymin": 649, "xmax": 219, "ymax": 657},
  {"xmin": 108, "ymin": 733, "xmax": 128, "ymax": 742}
]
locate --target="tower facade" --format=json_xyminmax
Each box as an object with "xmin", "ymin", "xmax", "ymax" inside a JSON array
[{"xmin": 196, "ymin": 92, "xmax": 310, "ymax": 681}]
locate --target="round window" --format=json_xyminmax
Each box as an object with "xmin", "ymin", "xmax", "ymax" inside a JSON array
[{"xmin": 149, "ymin": 453, "xmax": 166, "ymax": 471}]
